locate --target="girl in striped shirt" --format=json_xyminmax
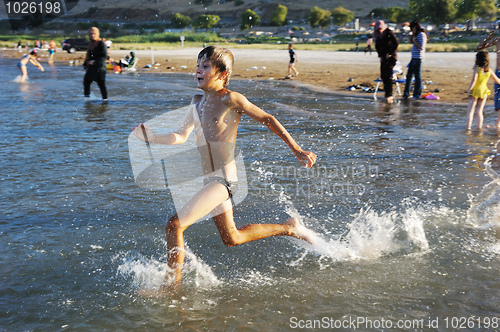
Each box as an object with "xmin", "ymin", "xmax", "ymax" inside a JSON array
[{"xmin": 403, "ymin": 21, "xmax": 428, "ymax": 99}]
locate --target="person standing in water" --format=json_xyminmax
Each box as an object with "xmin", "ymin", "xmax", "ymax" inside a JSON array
[
  {"xmin": 83, "ymin": 27, "xmax": 108, "ymax": 100},
  {"xmin": 477, "ymin": 24, "xmax": 500, "ymax": 129},
  {"xmin": 48, "ymin": 39, "xmax": 57, "ymax": 64},
  {"xmin": 17, "ymin": 49, "xmax": 44, "ymax": 82},
  {"xmin": 286, "ymin": 43, "xmax": 299, "ymax": 79},
  {"xmin": 466, "ymin": 51, "xmax": 500, "ymax": 130},
  {"xmin": 132, "ymin": 46, "xmax": 317, "ymax": 289}
]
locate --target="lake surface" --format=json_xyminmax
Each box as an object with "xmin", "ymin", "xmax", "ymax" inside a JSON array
[{"xmin": 2, "ymin": 57, "xmax": 500, "ymax": 331}]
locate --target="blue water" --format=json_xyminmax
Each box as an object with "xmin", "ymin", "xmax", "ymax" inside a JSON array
[{"xmin": 2, "ymin": 57, "xmax": 500, "ymax": 331}]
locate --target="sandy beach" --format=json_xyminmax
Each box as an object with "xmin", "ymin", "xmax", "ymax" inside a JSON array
[{"xmin": 1, "ymin": 47, "xmax": 484, "ymax": 105}]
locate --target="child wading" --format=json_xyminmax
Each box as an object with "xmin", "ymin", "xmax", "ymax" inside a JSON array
[
  {"xmin": 17, "ymin": 49, "xmax": 44, "ymax": 82},
  {"xmin": 467, "ymin": 51, "xmax": 500, "ymax": 130},
  {"xmin": 133, "ymin": 46, "xmax": 317, "ymax": 289}
]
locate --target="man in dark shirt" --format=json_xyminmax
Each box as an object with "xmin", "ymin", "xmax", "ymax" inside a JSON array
[{"xmin": 374, "ymin": 20, "xmax": 399, "ymax": 104}]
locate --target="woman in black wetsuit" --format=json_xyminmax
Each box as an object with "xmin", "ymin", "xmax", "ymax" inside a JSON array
[{"xmin": 83, "ymin": 27, "xmax": 108, "ymax": 100}]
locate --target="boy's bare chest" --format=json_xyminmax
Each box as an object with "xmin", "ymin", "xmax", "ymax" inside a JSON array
[
  {"xmin": 195, "ymin": 101, "xmax": 240, "ymax": 140},
  {"xmin": 197, "ymin": 101, "xmax": 237, "ymax": 126}
]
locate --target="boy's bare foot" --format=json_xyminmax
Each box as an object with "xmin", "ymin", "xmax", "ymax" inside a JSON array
[{"xmin": 285, "ymin": 217, "xmax": 316, "ymax": 244}]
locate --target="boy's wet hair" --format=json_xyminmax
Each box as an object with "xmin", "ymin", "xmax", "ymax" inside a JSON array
[
  {"xmin": 198, "ymin": 46, "xmax": 234, "ymax": 87},
  {"xmin": 475, "ymin": 50, "xmax": 489, "ymax": 72}
]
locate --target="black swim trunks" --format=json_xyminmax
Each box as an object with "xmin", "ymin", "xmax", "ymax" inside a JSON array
[{"xmin": 203, "ymin": 176, "xmax": 238, "ymax": 199}]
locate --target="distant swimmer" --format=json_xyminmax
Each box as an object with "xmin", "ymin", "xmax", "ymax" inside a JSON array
[
  {"xmin": 48, "ymin": 39, "xmax": 57, "ymax": 64},
  {"xmin": 132, "ymin": 46, "xmax": 317, "ymax": 290},
  {"xmin": 17, "ymin": 49, "xmax": 44, "ymax": 82}
]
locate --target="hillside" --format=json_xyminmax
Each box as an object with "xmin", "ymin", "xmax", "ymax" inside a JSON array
[{"xmin": 67, "ymin": 0, "xmax": 409, "ymax": 23}]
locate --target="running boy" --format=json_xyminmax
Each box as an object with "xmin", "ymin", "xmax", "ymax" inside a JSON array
[{"xmin": 132, "ymin": 46, "xmax": 317, "ymax": 287}]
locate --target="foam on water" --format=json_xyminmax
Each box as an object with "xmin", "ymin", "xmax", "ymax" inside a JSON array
[
  {"xmin": 280, "ymin": 193, "xmax": 430, "ymax": 263},
  {"xmin": 466, "ymin": 140, "xmax": 500, "ymax": 229},
  {"xmin": 115, "ymin": 245, "xmax": 221, "ymax": 293}
]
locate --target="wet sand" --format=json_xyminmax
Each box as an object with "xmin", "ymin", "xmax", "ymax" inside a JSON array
[{"xmin": 1, "ymin": 47, "xmax": 483, "ymax": 105}]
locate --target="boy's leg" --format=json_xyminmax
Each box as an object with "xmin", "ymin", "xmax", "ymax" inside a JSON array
[
  {"xmin": 212, "ymin": 204, "xmax": 314, "ymax": 247},
  {"xmin": 165, "ymin": 181, "xmax": 232, "ymax": 284}
]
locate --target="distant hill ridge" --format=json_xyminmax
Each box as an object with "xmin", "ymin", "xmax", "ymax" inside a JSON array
[{"xmin": 68, "ymin": 0, "xmax": 409, "ymax": 23}]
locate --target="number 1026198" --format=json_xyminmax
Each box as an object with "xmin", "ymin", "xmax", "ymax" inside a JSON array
[{"xmin": 5, "ymin": 1, "xmax": 62, "ymax": 14}]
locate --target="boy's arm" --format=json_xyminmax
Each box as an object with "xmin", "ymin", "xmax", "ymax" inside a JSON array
[
  {"xmin": 133, "ymin": 102, "xmax": 195, "ymax": 145},
  {"xmin": 490, "ymin": 69, "xmax": 500, "ymax": 85},
  {"xmin": 477, "ymin": 31, "xmax": 498, "ymax": 50},
  {"xmin": 231, "ymin": 92, "xmax": 317, "ymax": 168}
]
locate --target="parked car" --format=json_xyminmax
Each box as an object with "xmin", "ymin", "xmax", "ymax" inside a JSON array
[{"xmin": 62, "ymin": 38, "xmax": 89, "ymax": 53}]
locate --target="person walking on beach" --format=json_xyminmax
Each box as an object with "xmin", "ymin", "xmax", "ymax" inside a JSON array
[
  {"xmin": 286, "ymin": 43, "xmax": 299, "ymax": 79},
  {"xmin": 466, "ymin": 51, "xmax": 500, "ymax": 130},
  {"xmin": 83, "ymin": 27, "xmax": 108, "ymax": 100},
  {"xmin": 132, "ymin": 46, "xmax": 317, "ymax": 289},
  {"xmin": 477, "ymin": 24, "xmax": 500, "ymax": 128},
  {"xmin": 16, "ymin": 49, "xmax": 44, "ymax": 82},
  {"xmin": 374, "ymin": 20, "xmax": 399, "ymax": 104},
  {"xmin": 364, "ymin": 34, "xmax": 373, "ymax": 55},
  {"xmin": 48, "ymin": 39, "xmax": 57, "ymax": 64},
  {"xmin": 403, "ymin": 21, "xmax": 428, "ymax": 100}
]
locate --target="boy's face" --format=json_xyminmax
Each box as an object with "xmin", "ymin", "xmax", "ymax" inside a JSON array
[{"xmin": 196, "ymin": 56, "xmax": 225, "ymax": 90}]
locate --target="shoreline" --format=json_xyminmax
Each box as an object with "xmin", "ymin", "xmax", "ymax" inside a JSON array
[{"xmin": 0, "ymin": 47, "xmax": 482, "ymax": 106}]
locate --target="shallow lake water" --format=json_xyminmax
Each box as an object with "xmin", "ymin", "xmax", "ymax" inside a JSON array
[{"xmin": 2, "ymin": 57, "xmax": 500, "ymax": 331}]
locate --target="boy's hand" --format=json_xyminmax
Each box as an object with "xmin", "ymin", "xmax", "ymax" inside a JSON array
[
  {"xmin": 132, "ymin": 123, "xmax": 154, "ymax": 143},
  {"xmin": 295, "ymin": 150, "xmax": 317, "ymax": 168}
]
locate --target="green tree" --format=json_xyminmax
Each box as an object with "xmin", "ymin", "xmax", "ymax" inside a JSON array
[
  {"xmin": 369, "ymin": 7, "xmax": 408, "ymax": 22},
  {"xmin": 457, "ymin": 0, "xmax": 498, "ymax": 21},
  {"xmin": 171, "ymin": 13, "xmax": 191, "ymax": 28},
  {"xmin": 408, "ymin": 0, "xmax": 457, "ymax": 25},
  {"xmin": 477, "ymin": 0, "xmax": 498, "ymax": 21},
  {"xmin": 331, "ymin": 6, "xmax": 354, "ymax": 26},
  {"xmin": 308, "ymin": 6, "xmax": 331, "ymax": 28},
  {"xmin": 240, "ymin": 9, "xmax": 260, "ymax": 30},
  {"xmin": 193, "ymin": 14, "xmax": 220, "ymax": 29},
  {"xmin": 271, "ymin": 4, "xmax": 288, "ymax": 26}
]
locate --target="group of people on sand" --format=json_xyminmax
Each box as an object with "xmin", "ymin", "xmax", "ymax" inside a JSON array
[
  {"xmin": 371, "ymin": 20, "xmax": 427, "ymax": 105},
  {"xmin": 370, "ymin": 19, "xmax": 500, "ymax": 131}
]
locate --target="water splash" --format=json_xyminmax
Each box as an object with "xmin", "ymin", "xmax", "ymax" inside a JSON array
[
  {"xmin": 280, "ymin": 193, "xmax": 430, "ymax": 263},
  {"xmin": 115, "ymin": 245, "xmax": 221, "ymax": 292},
  {"xmin": 466, "ymin": 140, "xmax": 500, "ymax": 229}
]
